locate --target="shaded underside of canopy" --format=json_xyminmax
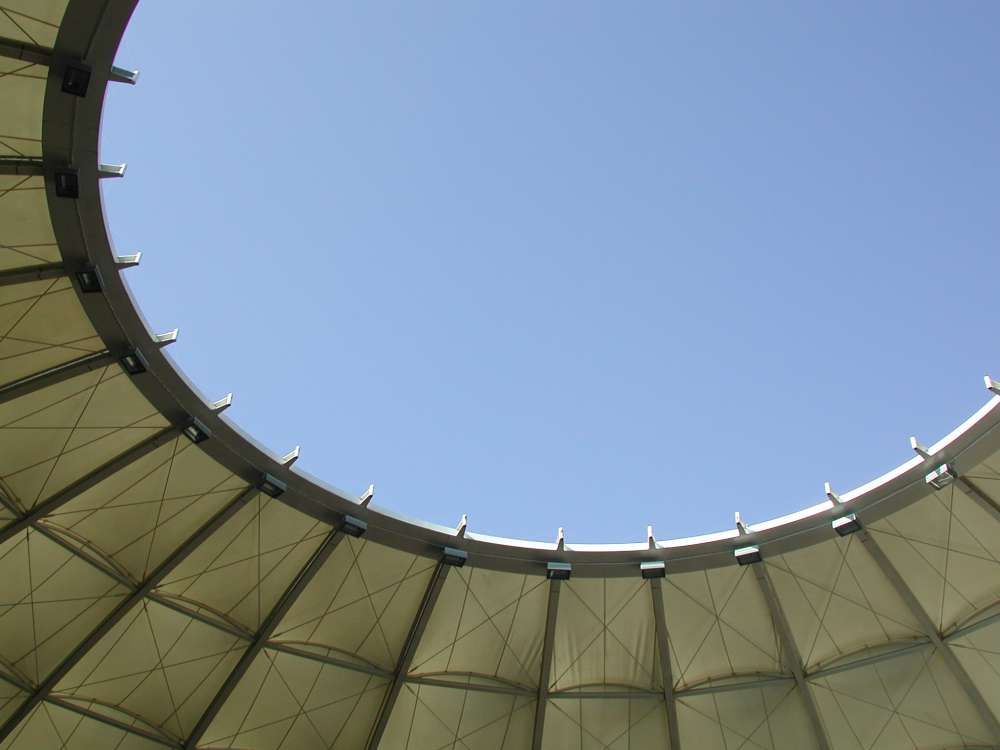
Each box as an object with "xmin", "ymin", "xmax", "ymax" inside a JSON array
[{"xmin": 0, "ymin": 2, "xmax": 999, "ymax": 748}]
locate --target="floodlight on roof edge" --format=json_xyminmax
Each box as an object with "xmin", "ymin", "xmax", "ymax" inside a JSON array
[
  {"xmin": 734, "ymin": 545, "xmax": 762, "ymax": 565},
  {"xmin": 442, "ymin": 547, "xmax": 468, "ymax": 567},
  {"xmin": 832, "ymin": 513, "xmax": 861, "ymax": 537},
  {"xmin": 61, "ymin": 64, "xmax": 91, "ymax": 97},
  {"xmin": 546, "ymin": 561, "xmax": 572, "ymax": 580},
  {"xmin": 925, "ymin": 463, "xmax": 956, "ymax": 490},
  {"xmin": 119, "ymin": 349, "xmax": 147, "ymax": 375},
  {"xmin": 54, "ymin": 169, "xmax": 79, "ymax": 198},
  {"xmin": 182, "ymin": 418, "xmax": 210, "ymax": 444},
  {"xmin": 341, "ymin": 515, "xmax": 367, "ymax": 538},
  {"xmin": 259, "ymin": 473, "xmax": 286, "ymax": 498},
  {"xmin": 74, "ymin": 267, "xmax": 102, "ymax": 293},
  {"xmin": 640, "ymin": 560, "xmax": 665, "ymax": 579}
]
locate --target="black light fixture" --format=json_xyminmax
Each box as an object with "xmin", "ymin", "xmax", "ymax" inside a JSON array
[
  {"xmin": 75, "ymin": 268, "xmax": 102, "ymax": 293},
  {"xmin": 640, "ymin": 560, "xmax": 666, "ymax": 579},
  {"xmin": 182, "ymin": 419, "xmax": 210, "ymax": 444},
  {"xmin": 259, "ymin": 473, "xmax": 286, "ymax": 498},
  {"xmin": 341, "ymin": 515, "xmax": 367, "ymax": 538},
  {"xmin": 734, "ymin": 545, "xmax": 762, "ymax": 566},
  {"xmin": 54, "ymin": 169, "xmax": 79, "ymax": 198},
  {"xmin": 925, "ymin": 463, "xmax": 956, "ymax": 490},
  {"xmin": 119, "ymin": 350, "xmax": 147, "ymax": 375},
  {"xmin": 546, "ymin": 561, "xmax": 572, "ymax": 580},
  {"xmin": 832, "ymin": 513, "xmax": 861, "ymax": 537},
  {"xmin": 442, "ymin": 546, "xmax": 468, "ymax": 567},
  {"xmin": 61, "ymin": 64, "xmax": 91, "ymax": 97}
]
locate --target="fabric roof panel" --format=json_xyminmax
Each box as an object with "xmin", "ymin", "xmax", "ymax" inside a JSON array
[
  {"xmin": 46, "ymin": 438, "xmax": 249, "ymax": 583},
  {"xmin": 0, "ymin": 63, "xmax": 44, "ymax": 157},
  {"xmin": 0, "ymin": 702, "xmax": 167, "ymax": 749},
  {"xmin": 866, "ymin": 484, "xmax": 1000, "ymax": 632},
  {"xmin": 0, "ymin": 175, "xmax": 57, "ymax": 269},
  {"xmin": 0, "ymin": 527, "xmax": 127, "ymax": 684},
  {"xmin": 0, "ymin": 2, "xmax": 68, "ymax": 46},
  {"xmin": 381, "ymin": 682, "xmax": 534, "ymax": 750},
  {"xmin": 274, "ymin": 536, "xmax": 437, "ymax": 671},
  {"xmin": 542, "ymin": 696, "xmax": 668, "ymax": 750},
  {"xmin": 663, "ymin": 565, "xmax": 782, "ymax": 689},
  {"xmin": 549, "ymin": 577, "xmax": 657, "ymax": 692},
  {"xmin": 765, "ymin": 535, "xmax": 924, "ymax": 671},
  {"xmin": 0, "ymin": 278, "xmax": 101, "ymax": 386},
  {"xmin": 200, "ymin": 647, "xmax": 388, "ymax": 750},
  {"xmin": 811, "ymin": 644, "xmax": 993, "ymax": 750},
  {"xmin": 676, "ymin": 681, "xmax": 821, "ymax": 750},
  {"xmin": 0, "ymin": 364, "xmax": 167, "ymax": 512},
  {"xmin": 410, "ymin": 567, "xmax": 548, "ymax": 688},
  {"xmin": 949, "ymin": 615, "xmax": 1000, "ymax": 724},
  {"xmin": 55, "ymin": 598, "xmax": 248, "ymax": 740},
  {"xmin": 156, "ymin": 496, "xmax": 332, "ymax": 631}
]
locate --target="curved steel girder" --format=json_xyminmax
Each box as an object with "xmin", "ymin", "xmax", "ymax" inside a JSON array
[{"xmin": 36, "ymin": 0, "xmax": 1000, "ymax": 577}]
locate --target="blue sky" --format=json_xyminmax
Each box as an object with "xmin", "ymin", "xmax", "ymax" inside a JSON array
[{"xmin": 101, "ymin": 2, "xmax": 1000, "ymax": 544}]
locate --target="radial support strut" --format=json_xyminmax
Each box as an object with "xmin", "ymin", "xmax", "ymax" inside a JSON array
[
  {"xmin": 751, "ymin": 563, "xmax": 832, "ymax": 750},
  {"xmin": 957, "ymin": 476, "xmax": 1000, "ymax": 523},
  {"xmin": 0, "ymin": 263, "xmax": 65, "ymax": 286},
  {"xmin": 183, "ymin": 524, "xmax": 345, "ymax": 749},
  {"xmin": 0, "ymin": 35, "xmax": 52, "ymax": 65},
  {"xmin": 0, "ymin": 350, "xmax": 115, "ymax": 406},
  {"xmin": 857, "ymin": 529, "xmax": 1000, "ymax": 742},
  {"xmin": 531, "ymin": 579, "xmax": 562, "ymax": 750},
  {"xmin": 0, "ymin": 426, "xmax": 179, "ymax": 546},
  {"xmin": 649, "ymin": 578, "xmax": 681, "ymax": 750},
  {"xmin": 366, "ymin": 560, "xmax": 450, "ymax": 750},
  {"xmin": 0, "ymin": 156, "xmax": 44, "ymax": 175}
]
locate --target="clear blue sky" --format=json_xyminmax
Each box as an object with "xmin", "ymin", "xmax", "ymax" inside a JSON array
[{"xmin": 101, "ymin": 2, "xmax": 1000, "ymax": 544}]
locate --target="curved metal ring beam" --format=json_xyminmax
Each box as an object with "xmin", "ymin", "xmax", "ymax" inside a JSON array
[{"xmin": 39, "ymin": 0, "xmax": 1000, "ymax": 584}]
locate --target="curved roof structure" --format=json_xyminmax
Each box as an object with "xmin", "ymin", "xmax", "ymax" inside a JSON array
[{"xmin": 1, "ymin": 2, "xmax": 1000, "ymax": 748}]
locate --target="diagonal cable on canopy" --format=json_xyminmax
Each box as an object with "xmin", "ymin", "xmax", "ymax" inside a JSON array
[
  {"xmin": 0, "ymin": 485, "xmax": 259, "ymax": 744},
  {"xmin": 181, "ymin": 524, "xmax": 346, "ymax": 749},
  {"xmin": 365, "ymin": 559, "xmax": 450, "ymax": 750},
  {"xmin": 752, "ymin": 561, "xmax": 833, "ymax": 750},
  {"xmin": 0, "ymin": 425, "xmax": 180, "ymax": 545},
  {"xmin": 857, "ymin": 527, "xmax": 1000, "ymax": 743}
]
